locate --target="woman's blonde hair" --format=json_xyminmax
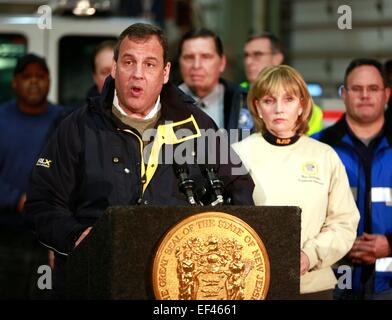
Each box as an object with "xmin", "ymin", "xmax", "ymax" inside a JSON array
[{"xmin": 247, "ymin": 65, "xmax": 313, "ymax": 135}]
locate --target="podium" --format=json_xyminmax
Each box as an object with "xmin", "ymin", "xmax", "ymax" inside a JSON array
[{"xmin": 66, "ymin": 206, "xmax": 301, "ymax": 299}]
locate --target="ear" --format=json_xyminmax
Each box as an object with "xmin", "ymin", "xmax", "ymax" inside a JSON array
[
  {"xmin": 219, "ymin": 55, "xmax": 227, "ymax": 73},
  {"xmin": 110, "ymin": 61, "xmax": 117, "ymax": 79},
  {"xmin": 385, "ymin": 86, "xmax": 391, "ymax": 103},
  {"xmin": 163, "ymin": 62, "xmax": 171, "ymax": 84},
  {"xmin": 341, "ymin": 85, "xmax": 347, "ymax": 100},
  {"xmin": 272, "ymin": 52, "xmax": 284, "ymax": 65},
  {"xmin": 298, "ymin": 98, "xmax": 304, "ymax": 116}
]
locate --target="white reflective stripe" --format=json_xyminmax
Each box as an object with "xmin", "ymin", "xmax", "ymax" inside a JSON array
[
  {"xmin": 375, "ymin": 258, "xmax": 392, "ymax": 272},
  {"xmin": 350, "ymin": 187, "xmax": 357, "ymax": 201},
  {"xmin": 39, "ymin": 241, "xmax": 69, "ymax": 256},
  {"xmin": 371, "ymin": 187, "xmax": 392, "ymax": 204}
]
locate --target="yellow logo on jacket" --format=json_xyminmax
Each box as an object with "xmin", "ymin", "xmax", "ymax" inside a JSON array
[{"xmin": 36, "ymin": 158, "xmax": 52, "ymax": 168}]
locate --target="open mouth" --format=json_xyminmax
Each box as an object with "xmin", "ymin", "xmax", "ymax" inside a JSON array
[{"xmin": 130, "ymin": 86, "xmax": 143, "ymax": 97}]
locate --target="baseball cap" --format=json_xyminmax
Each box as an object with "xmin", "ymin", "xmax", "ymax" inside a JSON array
[{"xmin": 14, "ymin": 53, "xmax": 49, "ymax": 75}]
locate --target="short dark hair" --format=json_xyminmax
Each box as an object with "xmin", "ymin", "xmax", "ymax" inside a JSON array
[
  {"xmin": 14, "ymin": 53, "xmax": 49, "ymax": 76},
  {"xmin": 91, "ymin": 40, "xmax": 116, "ymax": 74},
  {"xmin": 344, "ymin": 58, "xmax": 386, "ymax": 87},
  {"xmin": 114, "ymin": 23, "xmax": 168, "ymax": 64},
  {"xmin": 245, "ymin": 32, "xmax": 284, "ymax": 56},
  {"xmin": 178, "ymin": 28, "xmax": 224, "ymax": 57}
]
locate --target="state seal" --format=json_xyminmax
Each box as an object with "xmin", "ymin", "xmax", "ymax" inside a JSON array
[{"xmin": 152, "ymin": 212, "xmax": 270, "ymax": 300}]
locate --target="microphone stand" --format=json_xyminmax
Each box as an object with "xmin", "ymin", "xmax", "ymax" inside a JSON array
[
  {"xmin": 173, "ymin": 162, "xmax": 198, "ymax": 206},
  {"xmin": 199, "ymin": 164, "xmax": 225, "ymax": 206}
]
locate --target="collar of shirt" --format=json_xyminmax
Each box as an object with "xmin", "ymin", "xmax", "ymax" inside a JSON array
[
  {"xmin": 112, "ymin": 90, "xmax": 161, "ymax": 120},
  {"xmin": 179, "ymin": 83, "xmax": 224, "ymax": 109},
  {"xmin": 179, "ymin": 83, "xmax": 224, "ymax": 127}
]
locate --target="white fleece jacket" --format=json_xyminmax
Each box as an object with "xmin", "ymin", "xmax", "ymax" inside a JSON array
[{"xmin": 233, "ymin": 133, "xmax": 360, "ymax": 294}]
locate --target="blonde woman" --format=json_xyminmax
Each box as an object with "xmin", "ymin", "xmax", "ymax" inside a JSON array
[{"xmin": 232, "ymin": 65, "xmax": 359, "ymax": 299}]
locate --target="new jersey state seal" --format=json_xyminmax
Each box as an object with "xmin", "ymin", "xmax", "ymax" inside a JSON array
[{"xmin": 152, "ymin": 212, "xmax": 270, "ymax": 300}]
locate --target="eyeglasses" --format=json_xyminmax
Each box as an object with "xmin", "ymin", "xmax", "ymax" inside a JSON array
[
  {"xmin": 244, "ymin": 51, "xmax": 274, "ymax": 61},
  {"xmin": 346, "ymin": 85, "xmax": 386, "ymax": 96}
]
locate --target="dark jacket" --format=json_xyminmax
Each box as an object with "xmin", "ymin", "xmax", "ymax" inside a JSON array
[
  {"xmin": 179, "ymin": 78, "xmax": 253, "ymax": 132},
  {"xmin": 85, "ymin": 84, "xmax": 100, "ymax": 102},
  {"xmin": 25, "ymin": 78, "xmax": 255, "ymax": 257},
  {"xmin": 313, "ymin": 116, "xmax": 392, "ymax": 294},
  {"xmin": 386, "ymin": 103, "xmax": 392, "ymax": 122},
  {"xmin": 220, "ymin": 78, "xmax": 251, "ymax": 130}
]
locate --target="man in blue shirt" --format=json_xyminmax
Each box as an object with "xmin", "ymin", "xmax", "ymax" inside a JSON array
[
  {"xmin": 313, "ymin": 58, "xmax": 392, "ymax": 299},
  {"xmin": 0, "ymin": 53, "xmax": 63, "ymax": 298}
]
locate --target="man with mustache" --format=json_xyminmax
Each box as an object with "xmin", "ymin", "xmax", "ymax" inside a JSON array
[{"xmin": 313, "ymin": 58, "xmax": 392, "ymax": 299}]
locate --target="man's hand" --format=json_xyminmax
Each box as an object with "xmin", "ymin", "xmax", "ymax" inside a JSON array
[
  {"xmin": 16, "ymin": 193, "xmax": 27, "ymax": 213},
  {"xmin": 74, "ymin": 227, "xmax": 92, "ymax": 248},
  {"xmin": 348, "ymin": 233, "xmax": 391, "ymax": 264},
  {"xmin": 48, "ymin": 250, "xmax": 55, "ymax": 270},
  {"xmin": 300, "ymin": 251, "xmax": 310, "ymax": 275}
]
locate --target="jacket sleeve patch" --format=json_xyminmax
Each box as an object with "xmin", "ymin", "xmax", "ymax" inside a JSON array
[{"xmin": 36, "ymin": 158, "xmax": 52, "ymax": 168}]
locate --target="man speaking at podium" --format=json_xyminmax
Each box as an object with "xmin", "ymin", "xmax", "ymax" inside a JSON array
[{"xmin": 24, "ymin": 23, "xmax": 254, "ymax": 297}]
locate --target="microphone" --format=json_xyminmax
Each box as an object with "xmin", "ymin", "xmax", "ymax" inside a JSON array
[
  {"xmin": 173, "ymin": 162, "xmax": 198, "ymax": 206},
  {"xmin": 199, "ymin": 164, "xmax": 225, "ymax": 206}
]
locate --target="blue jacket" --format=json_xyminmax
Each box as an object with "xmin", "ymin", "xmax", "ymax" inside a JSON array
[
  {"xmin": 313, "ymin": 116, "xmax": 392, "ymax": 293},
  {"xmin": 0, "ymin": 100, "xmax": 63, "ymax": 221}
]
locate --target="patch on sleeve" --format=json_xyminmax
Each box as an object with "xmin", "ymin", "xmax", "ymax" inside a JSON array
[{"xmin": 36, "ymin": 158, "xmax": 52, "ymax": 168}]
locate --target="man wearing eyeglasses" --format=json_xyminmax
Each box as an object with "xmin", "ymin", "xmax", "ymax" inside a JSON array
[
  {"xmin": 242, "ymin": 33, "xmax": 284, "ymax": 88},
  {"xmin": 241, "ymin": 33, "xmax": 323, "ymax": 135},
  {"xmin": 313, "ymin": 58, "xmax": 392, "ymax": 300}
]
